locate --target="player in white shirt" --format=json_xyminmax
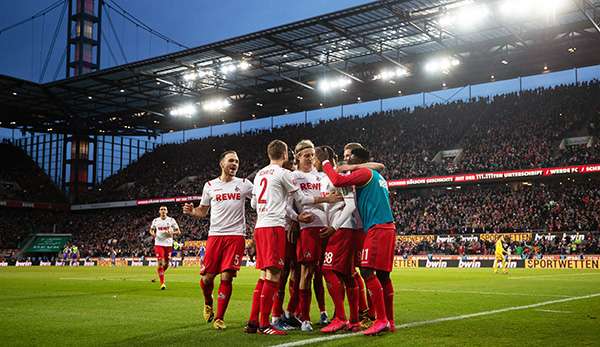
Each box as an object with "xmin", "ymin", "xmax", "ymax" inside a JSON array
[
  {"xmin": 183, "ymin": 151, "xmax": 253, "ymax": 330},
  {"xmin": 290, "ymin": 139, "xmax": 332, "ymax": 331},
  {"xmin": 149, "ymin": 206, "xmax": 181, "ymax": 290},
  {"xmin": 245, "ymin": 140, "xmax": 340, "ymax": 335}
]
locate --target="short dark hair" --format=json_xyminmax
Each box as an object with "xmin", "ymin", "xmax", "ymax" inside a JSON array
[
  {"xmin": 267, "ymin": 140, "xmax": 287, "ymax": 160},
  {"xmin": 351, "ymin": 147, "xmax": 370, "ymax": 163},
  {"xmin": 219, "ymin": 150, "xmax": 237, "ymax": 161},
  {"xmin": 344, "ymin": 142, "xmax": 363, "ymax": 151}
]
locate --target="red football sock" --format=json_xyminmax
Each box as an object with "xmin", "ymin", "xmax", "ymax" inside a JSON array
[
  {"xmin": 345, "ymin": 277, "xmax": 359, "ymax": 323},
  {"xmin": 259, "ymin": 279, "xmax": 278, "ymax": 328},
  {"xmin": 272, "ymin": 277, "xmax": 285, "ymax": 318},
  {"xmin": 286, "ymin": 269, "xmax": 300, "ymax": 314},
  {"xmin": 314, "ymin": 269, "xmax": 326, "ymax": 312},
  {"xmin": 353, "ymin": 272, "xmax": 368, "ymax": 313},
  {"xmin": 364, "ymin": 275, "xmax": 387, "ymax": 323},
  {"xmin": 248, "ymin": 279, "xmax": 264, "ymax": 323},
  {"xmin": 299, "ymin": 288, "xmax": 312, "ymax": 322},
  {"xmin": 216, "ymin": 279, "xmax": 232, "ymax": 320},
  {"xmin": 157, "ymin": 267, "xmax": 165, "ymax": 285},
  {"xmin": 380, "ymin": 276, "xmax": 394, "ymax": 323},
  {"xmin": 199, "ymin": 277, "xmax": 214, "ymax": 306},
  {"xmin": 323, "ymin": 270, "xmax": 346, "ymax": 321}
]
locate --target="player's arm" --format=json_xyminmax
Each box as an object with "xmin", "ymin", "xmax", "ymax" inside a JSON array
[
  {"xmin": 336, "ymin": 162, "xmax": 385, "ymax": 173},
  {"xmin": 171, "ymin": 224, "xmax": 181, "ymax": 236},
  {"xmin": 282, "ymin": 171, "xmax": 342, "ymax": 206},
  {"xmin": 183, "ymin": 203, "xmax": 209, "ymax": 218},
  {"xmin": 321, "ymin": 160, "xmax": 372, "ymax": 187},
  {"xmin": 149, "ymin": 222, "xmax": 156, "ymax": 237},
  {"xmin": 331, "ymin": 192, "xmax": 356, "ymax": 230},
  {"xmin": 184, "ymin": 181, "xmax": 212, "ymax": 218}
]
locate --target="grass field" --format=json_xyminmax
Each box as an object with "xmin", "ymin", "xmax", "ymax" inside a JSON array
[{"xmin": 1, "ymin": 266, "xmax": 599, "ymax": 346}]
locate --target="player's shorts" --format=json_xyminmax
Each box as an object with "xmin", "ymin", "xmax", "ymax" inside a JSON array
[
  {"xmin": 200, "ymin": 235, "xmax": 245, "ymax": 276},
  {"xmin": 322, "ymin": 228, "xmax": 355, "ymax": 275},
  {"xmin": 495, "ymin": 254, "xmax": 504, "ymax": 262},
  {"xmin": 255, "ymin": 227, "xmax": 286, "ymax": 270},
  {"xmin": 360, "ymin": 223, "xmax": 396, "ymax": 272},
  {"xmin": 352, "ymin": 229, "xmax": 366, "ymax": 268},
  {"xmin": 296, "ymin": 227, "xmax": 325, "ymax": 264},
  {"xmin": 154, "ymin": 245, "xmax": 173, "ymax": 261}
]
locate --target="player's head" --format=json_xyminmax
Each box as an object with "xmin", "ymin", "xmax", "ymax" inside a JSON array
[
  {"xmin": 348, "ymin": 147, "xmax": 370, "ymax": 165},
  {"xmin": 295, "ymin": 139, "xmax": 315, "ymax": 171},
  {"xmin": 344, "ymin": 142, "xmax": 363, "ymax": 161},
  {"xmin": 282, "ymin": 158, "xmax": 296, "ymax": 171},
  {"xmin": 267, "ymin": 140, "xmax": 289, "ymax": 162},
  {"xmin": 159, "ymin": 205, "xmax": 168, "ymax": 217},
  {"xmin": 314, "ymin": 145, "xmax": 337, "ymax": 171},
  {"xmin": 219, "ymin": 150, "xmax": 239, "ymax": 177}
]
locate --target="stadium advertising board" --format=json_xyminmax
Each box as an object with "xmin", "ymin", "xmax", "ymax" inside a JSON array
[
  {"xmin": 396, "ymin": 235, "xmax": 436, "ymax": 243},
  {"xmin": 392, "ymin": 257, "xmax": 523, "ymax": 268},
  {"xmin": 25, "ymin": 234, "xmax": 71, "ymax": 253},
  {"xmin": 388, "ymin": 163, "xmax": 600, "ymax": 188},
  {"xmin": 525, "ymin": 259, "xmax": 600, "ymax": 269},
  {"xmin": 479, "ymin": 232, "xmax": 532, "ymax": 242}
]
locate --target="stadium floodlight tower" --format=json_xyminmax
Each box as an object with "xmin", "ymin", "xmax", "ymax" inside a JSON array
[{"xmin": 62, "ymin": 0, "xmax": 102, "ymax": 202}]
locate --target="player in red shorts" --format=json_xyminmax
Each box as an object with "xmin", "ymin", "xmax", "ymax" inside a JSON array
[
  {"xmin": 270, "ymin": 159, "xmax": 304, "ymax": 330},
  {"xmin": 316, "ymin": 145, "xmax": 396, "ymax": 336},
  {"xmin": 340, "ymin": 142, "xmax": 385, "ymax": 327},
  {"xmin": 183, "ymin": 151, "xmax": 253, "ymax": 330},
  {"xmin": 245, "ymin": 140, "xmax": 340, "ymax": 336},
  {"xmin": 149, "ymin": 206, "xmax": 181, "ymax": 290},
  {"xmin": 290, "ymin": 139, "xmax": 332, "ymax": 331}
]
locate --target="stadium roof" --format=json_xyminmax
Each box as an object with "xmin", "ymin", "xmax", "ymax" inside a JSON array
[{"xmin": 2, "ymin": 0, "xmax": 600, "ymax": 136}]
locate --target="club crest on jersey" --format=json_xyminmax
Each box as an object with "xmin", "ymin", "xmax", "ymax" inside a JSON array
[
  {"xmin": 235, "ymin": 186, "xmax": 240, "ymax": 192},
  {"xmin": 278, "ymin": 258, "xmax": 284, "ymax": 266},
  {"xmin": 304, "ymin": 251, "xmax": 311, "ymax": 259}
]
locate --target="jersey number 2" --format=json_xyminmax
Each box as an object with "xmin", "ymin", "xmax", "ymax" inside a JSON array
[{"xmin": 258, "ymin": 177, "xmax": 268, "ymax": 204}]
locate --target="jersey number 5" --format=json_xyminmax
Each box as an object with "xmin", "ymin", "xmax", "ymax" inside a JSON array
[{"xmin": 258, "ymin": 177, "xmax": 268, "ymax": 204}]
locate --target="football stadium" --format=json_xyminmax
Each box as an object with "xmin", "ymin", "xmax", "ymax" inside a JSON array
[{"xmin": 1, "ymin": 0, "xmax": 600, "ymax": 345}]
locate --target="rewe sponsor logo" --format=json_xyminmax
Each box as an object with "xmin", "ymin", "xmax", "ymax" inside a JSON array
[
  {"xmin": 300, "ymin": 182, "xmax": 321, "ymax": 191},
  {"xmin": 215, "ymin": 193, "xmax": 242, "ymax": 201},
  {"xmin": 426, "ymin": 260, "xmax": 447, "ymax": 268},
  {"xmin": 458, "ymin": 260, "xmax": 481, "ymax": 268}
]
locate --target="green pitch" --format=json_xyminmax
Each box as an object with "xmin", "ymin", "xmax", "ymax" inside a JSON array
[{"xmin": 1, "ymin": 267, "xmax": 599, "ymax": 346}]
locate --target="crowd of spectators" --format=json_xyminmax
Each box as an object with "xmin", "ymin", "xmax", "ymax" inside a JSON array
[
  {"xmin": 392, "ymin": 179, "xmax": 600, "ymax": 235},
  {"xmin": 79, "ymin": 81, "xmax": 600, "ymax": 203}
]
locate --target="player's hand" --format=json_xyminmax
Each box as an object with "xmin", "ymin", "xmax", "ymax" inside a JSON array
[
  {"xmin": 297, "ymin": 211, "xmax": 314, "ymax": 223},
  {"xmin": 324, "ymin": 191, "xmax": 343, "ymax": 203},
  {"xmin": 183, "ymin": 203, "xmax": 194, "ymax": 215},
  {"xmin": 319, "ymin": 226, "xmax": 335, "ymax": 238}
]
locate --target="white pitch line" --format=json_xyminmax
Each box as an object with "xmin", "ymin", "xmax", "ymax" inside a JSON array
[
  {"xmin": 398, "ymin": 288, "xmax": 571, "ymax": 298},
  {"xmin": 271, "ymin": 292, "xmax": 600, "ymax": 347},
  {"xmin": 509, "ymin": 273, "xmax": 600, "ymax": 280}
]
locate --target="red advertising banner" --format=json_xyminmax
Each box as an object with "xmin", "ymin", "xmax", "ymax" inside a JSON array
[
  {"xmin": 388, "ymin": 164, "xmax": 600, "ymax": 188},
  {"xmin": 136, "ymin": 195, "xmax": 202, "ymax": 205}
]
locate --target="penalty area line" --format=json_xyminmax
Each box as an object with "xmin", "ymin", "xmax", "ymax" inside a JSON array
[{"xmin": 271, "ymin": 292, "xmax": 600, "ymax": 347}]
